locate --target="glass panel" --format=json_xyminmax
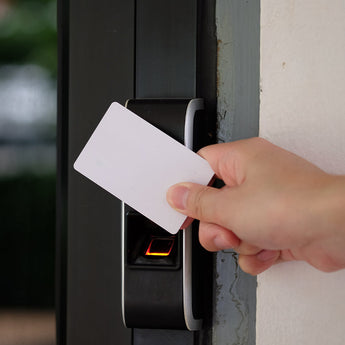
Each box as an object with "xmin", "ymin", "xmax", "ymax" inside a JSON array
[{"xmin": 0, "ymin": 0, "xmax": 57, "ymax": 344}]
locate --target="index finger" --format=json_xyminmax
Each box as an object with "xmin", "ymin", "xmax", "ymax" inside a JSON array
[{"xmin": 197, "ymin": 138, "xmax": 273, "ymax": 187}]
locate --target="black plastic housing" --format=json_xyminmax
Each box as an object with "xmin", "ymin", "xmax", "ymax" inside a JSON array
[{"xmin": 122, "ymin": 99, "xmax": 211, "ymax": 330}]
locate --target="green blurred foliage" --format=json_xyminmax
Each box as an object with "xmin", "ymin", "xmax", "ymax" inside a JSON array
[
  {"xmin": 0, "ymin": 0, "xmax": 57, "ymax": 308},
  {"xmin": 0, "ymin": 0, "xmax": 57, "ymax": 76},
  {"xmin": 0, "ymin": 172, "xmax": 56, "ymax": 307}
]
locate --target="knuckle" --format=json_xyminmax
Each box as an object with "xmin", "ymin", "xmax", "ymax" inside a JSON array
[{"xmin": 191, "ymin": 185, "xmax": 210, "ymax": 219}]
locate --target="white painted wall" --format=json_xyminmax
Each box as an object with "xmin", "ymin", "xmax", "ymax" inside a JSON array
[{"xmin": 258, "ymin": 1, "xmax": 345, "ymax": 344}]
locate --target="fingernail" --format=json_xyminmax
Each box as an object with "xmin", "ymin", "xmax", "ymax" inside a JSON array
[
  {"xmin": 167, "ymin": 185, "xmax": 190, "ymax": 210},
  {"xmin": 256, "ymin": 250, "xmax": 278, "ymax": 262}
]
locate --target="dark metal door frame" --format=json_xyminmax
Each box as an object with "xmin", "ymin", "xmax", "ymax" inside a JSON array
[{"xmin": 57, "ymin": 1, "xmax": 216, "ymax": 344}]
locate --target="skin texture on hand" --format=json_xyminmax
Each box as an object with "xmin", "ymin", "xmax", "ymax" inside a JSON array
[{"xmin": 166, "ymin": 138, "xmax": 345, "ymax": 275}]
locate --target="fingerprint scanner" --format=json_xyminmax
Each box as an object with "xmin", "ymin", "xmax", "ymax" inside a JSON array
[{"xmin": 145, "ymin": 237, "xmax": 175, "ymax": 257}]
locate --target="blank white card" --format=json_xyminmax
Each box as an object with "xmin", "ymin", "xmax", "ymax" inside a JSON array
[{"xmin": 73, "ymin": 102, "xmax": 214, "ymax": 234}]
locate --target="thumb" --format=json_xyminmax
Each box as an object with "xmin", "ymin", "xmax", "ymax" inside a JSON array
[{"xmin": 166, "ymin": 182, "xmax": 231, "ymax": 225}]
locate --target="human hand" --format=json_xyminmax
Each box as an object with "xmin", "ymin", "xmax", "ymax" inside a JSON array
[{"xmin": 167, "ymin": 138, "xmax": 345, "ymax": 275}]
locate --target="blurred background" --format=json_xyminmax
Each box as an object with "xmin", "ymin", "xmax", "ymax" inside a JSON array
[{"xmin": 0, "ymin": 0, "xmax": 57, "ymax": 344}]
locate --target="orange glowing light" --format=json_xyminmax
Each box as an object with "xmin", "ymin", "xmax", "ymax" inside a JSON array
[{"xmin": 145, "ymin": 237, "xmax": 175, "ymax": 257}]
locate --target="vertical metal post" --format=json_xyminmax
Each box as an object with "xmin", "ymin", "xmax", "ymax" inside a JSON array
[
  {"xmin": 133, "ymin": 0, "xmax": 216, "ymax": 344},
  {"xmin": 58, "ymin": 0, "xmax": 217, "ymax": 344}
]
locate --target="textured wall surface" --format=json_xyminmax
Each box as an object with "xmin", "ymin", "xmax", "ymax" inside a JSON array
[
  {"xmin": 258, "ymin": 1, "xmax": 345, "ymax": 345},
  {"xmin": 214, "ymin": 1, "xmax": 259, "ymax": 344}
]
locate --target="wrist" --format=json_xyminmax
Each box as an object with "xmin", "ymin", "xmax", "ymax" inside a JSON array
[
  {"xmin": 315, "ymin": 174, "xmax": 345, "ymax": 239},
  {"xmin": 306, "ymin": 174, "xmax": 345, "ymax": 271}
]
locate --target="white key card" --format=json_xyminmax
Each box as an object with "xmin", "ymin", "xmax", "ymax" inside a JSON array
[{"xmin": 73, "ymin": 102, "xmax": 214, "ymax": 234}]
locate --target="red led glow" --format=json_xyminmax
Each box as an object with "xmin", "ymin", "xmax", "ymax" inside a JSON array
[{"xmin": 145, "ymin": 237, "xmax": 175, "ymax": 257}]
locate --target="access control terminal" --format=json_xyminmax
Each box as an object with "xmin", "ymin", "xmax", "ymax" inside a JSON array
[{"xmin": 121, "ymin": 99, "xmax": 212, "ymax": 330}]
